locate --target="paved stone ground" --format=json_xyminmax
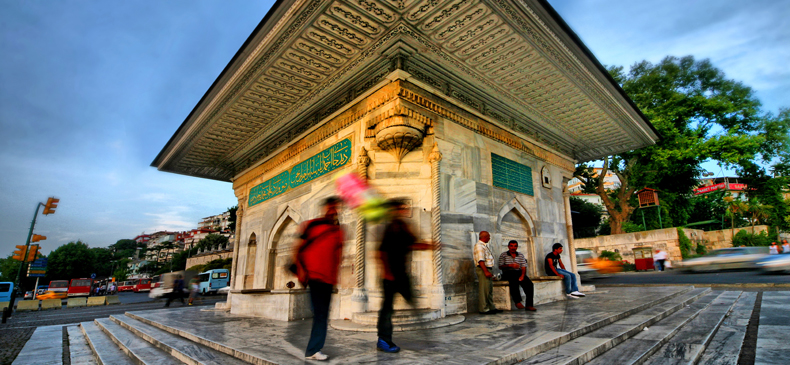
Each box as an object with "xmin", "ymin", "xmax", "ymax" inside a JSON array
[
  {"xmin": 0, "ymin": 298, "xmax": 223, "ymax": 364},
  {"xmin": 0, "ymin": 328, "xmax": 34, "ymax": 365}
]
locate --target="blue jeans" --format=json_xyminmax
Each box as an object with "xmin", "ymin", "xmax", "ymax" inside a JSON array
[
  {"xmin": 556, "ymin": 268, "xmax": 578, "ymax": 294},
  {"xmin": 306, "ymin": 280, "xmax": 333, "ymax": 357}
]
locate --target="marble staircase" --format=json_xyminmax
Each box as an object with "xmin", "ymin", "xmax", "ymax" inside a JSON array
[{"xmin": 63, "ymin": 286, "xmax": 757, "ymax": 364}]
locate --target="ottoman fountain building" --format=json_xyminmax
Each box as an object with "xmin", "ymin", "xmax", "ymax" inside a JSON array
[{"xmin": 153, "ymin": 0, "xmax": 657, "ymax": 323}]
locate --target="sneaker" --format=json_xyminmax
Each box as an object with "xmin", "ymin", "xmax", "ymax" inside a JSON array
[
  {"xmin": 525, "ymin": 306, "xmax": 537, "ymax": 311},
  {"xmin": 377, "ymin": 338, "xmax": 401, "ymax": 353},
  {"xmin": 570, "ymin": 291, "xmax": 586, "ymax": 297},
  {"xmin": 306, "ymin": 351, "xmax": 329, "ymax": 361},
  {"xmin": 567, "ymin": 294, "xmax": 579, "ymax": 299},
  {"xmin": 492, "ymin": 308, "xmax": 503, "ymax": 313},
  {"xmin": 515, "ymin": 303, "xmax": 525, "ymax": 309}
]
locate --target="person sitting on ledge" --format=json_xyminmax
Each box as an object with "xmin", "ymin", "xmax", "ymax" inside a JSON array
[
  {"xmin": 544, "ymin": 243, "xmax": 585, "ymax": 299},
  {"xmin": 498, "ymin": 240, "xmax": 536, "ymax": 311}
]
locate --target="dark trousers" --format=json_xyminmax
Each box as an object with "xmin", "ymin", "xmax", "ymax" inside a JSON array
[
  {"xmin": 165, "ymin": 290, "xmax": 184, "ymax": 306},
  {"xmin": 377, "ymin": 277, "xmax": 413, "ymax": 343},
  {"xmin": 306, "ymin": 280, "xmax": 333, "ymax": 357},
  {"xmin": 503, "ymin": 270, "xmax": 534, "ymax": 307},
  {"xmin": 655, "ymin": 260, "xmax": 665, "ymax": 271}
]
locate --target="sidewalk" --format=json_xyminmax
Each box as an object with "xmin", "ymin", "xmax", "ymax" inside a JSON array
[{"xmin": 123, "ymin": 286, "xmax": 690, "ymax": 364}]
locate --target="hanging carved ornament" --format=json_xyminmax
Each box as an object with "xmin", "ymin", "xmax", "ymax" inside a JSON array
[{"xmin": 374, "ymin": 115, "xmax": 425, "ymax": 162}]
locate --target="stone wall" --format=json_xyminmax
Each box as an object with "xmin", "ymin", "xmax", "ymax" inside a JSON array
[
  {"xmin": 575, "ymin": 225, "xmax": 771, "ymax": 262},
  {"xmin": 435, "ymin": 112, "xmax": 574, "ymax": 315},
  {"xmin": 185, "ymin": 251, "xmax": 233, "ymax": 269},
  {"xmin": 703, "ymin": 225, "xmax": 769, "ymax": 250}
]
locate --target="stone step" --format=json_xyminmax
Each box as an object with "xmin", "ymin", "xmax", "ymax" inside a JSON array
[
  {"xmin": 351, "ymin": 308, "xmax": 442, "ymax": 325},
  {"xmin": 67, "ymin": 325, "xmax": 98, "ymax": 365},
  {"xmin": 643, "ymin": 291, "xmax": 743, "ymax": 365},
  {"xmin": 513, "ymin": 287, "xmax": 713, "ymax": 365},
  {"xmin": 122, "ymin": 286, "xmax": 699, "ymax": 365},
  {"xmin": 696, "ymin": 291, "xmax": 756, "ymax": 365},
  {"xmin": 585, "ymin": 290, "xmax": 725, "ymax": 365},
  {"xmin": 94, "ymin": 318, "xmax": 183, "ymax": 365},
  {"xmin": 124, "ymin": 311, "xmax": 289, "ymax": 365},
  {"xmin": 109, "ymin": 314, "xmax": 249, "ymax": 365},
  {"xmin": 80, "ymin": 321, "xmax": 136, "ymax": 365}
]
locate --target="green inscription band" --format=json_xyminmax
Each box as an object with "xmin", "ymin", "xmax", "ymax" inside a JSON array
[
  {"xmin": 491, "ymin": 153, "xmax": 534, "ymax": 196},
  {"xmin": 248, "ymin": 138, "xmax": 352, "ymax": 206}
]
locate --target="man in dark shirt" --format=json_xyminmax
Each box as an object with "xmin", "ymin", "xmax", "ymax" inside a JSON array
[
  {"xmin": 377, "ymin": 198, "xmax": 434, "ymax": 353},
  {"xmin": 544, "ymin": 243, "xmax": 585, "ymax": 299}
]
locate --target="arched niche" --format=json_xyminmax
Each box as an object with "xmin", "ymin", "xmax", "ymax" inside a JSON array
[
  {"xmin": 495, "ymin": 199, "xmax": 538, "ymax": 277},
  {"xmin": 244, "ymin": 233, "xmax": 257, "ymax": 289},
  {"xmin": 265, "ymin": 207, "xmax": 302, "ymax": 289}
]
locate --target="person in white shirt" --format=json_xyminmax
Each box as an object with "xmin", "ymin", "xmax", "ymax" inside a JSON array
[
  {"xmin": 782, "ymin": 240, "xmax": 789, "ymax": 254},
  {"xmin": 769, "ymin": 242, "xmax": 780, "ymax": 255},
  {"xmin": 473, "ymin": 231, "xmax": 501, "ymax": 314},
  {"xmin": 653, "ymin": 250, "xmax": 668, "ymax": 271}
]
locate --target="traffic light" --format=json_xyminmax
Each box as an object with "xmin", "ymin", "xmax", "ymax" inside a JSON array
[
  {"xmin": 32, "ymin": 234, "xmax": 46, "ymax": 243},
  {"xmin": 43, "ymin": 197, "xmax": 59, "ymax": 215},
  {"xmin": 26, "ymin": 245, "xmax": 39, "ymax": 261},
  {"xmin": 12, "ymin": 245, "xmax": 26, "ymax": 261}
]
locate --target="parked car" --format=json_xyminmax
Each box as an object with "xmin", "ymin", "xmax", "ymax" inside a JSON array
[
  {"xmin": 755, "ymin": 253, "xmax": 790, "ymax": 273},
  {"xmin": 676, "ymin": 247, "xmax": 768, "ymax": 272},
  {"xmin": 24, "ymin": 291, "xmax": 34, "ymax": 300}
]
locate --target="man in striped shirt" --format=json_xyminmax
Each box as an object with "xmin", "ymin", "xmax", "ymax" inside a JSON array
[{"xmin": 498, "ymin": 240, "xmax": 536, "ymax": 311}]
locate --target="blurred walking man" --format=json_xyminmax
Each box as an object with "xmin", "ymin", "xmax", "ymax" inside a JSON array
[
  {"xmin": 376, "ymin": 198, "xmax": 435, "ymax": 353},
  {"xmin": 293, "ymin": 197, "xmax": 344, "ymax": 361}
]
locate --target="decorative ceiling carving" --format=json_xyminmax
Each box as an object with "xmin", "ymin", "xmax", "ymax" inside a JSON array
[{"xmin": 153, "ymin": 0, "xmax": 658, "ymax": 181}]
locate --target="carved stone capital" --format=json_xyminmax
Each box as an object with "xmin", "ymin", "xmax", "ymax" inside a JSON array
[
  {"xmin": 357, "ymin": 147, "xmax": 370, "ymax": 167},
  {"xmin": 368, "ymin": 99, "xmax": 432, "ymax": 162},
  {"xmin": 429, "ymin": 143, "xmax": 442, "ymax": 162}
]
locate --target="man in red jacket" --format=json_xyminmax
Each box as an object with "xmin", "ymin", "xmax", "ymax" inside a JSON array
[{"xmin": 293, "ymin": 197, "xmax": 344, "ymax": 361}]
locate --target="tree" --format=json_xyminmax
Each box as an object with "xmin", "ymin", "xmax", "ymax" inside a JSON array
[
  {"xmin": 569, "ymin": 197, "xmax": 603, "ymax": 238},
  {"xmin": 195, "ymin": 234, "xmax": 229, "ymax": 252},
  {"xmin": 579, "ymin": 56, "xmax": 768, "ymax": 234},
  {"xmin": 90, "ymin": 247, "xmax": 115, "ymax": 277},
  {"xmin": 47, "ymin": 241, "xmax": 95, "ymax": 281},
  {"xmin": 227, "ymin": 205, "xmax": 238, "ymax": 232}
]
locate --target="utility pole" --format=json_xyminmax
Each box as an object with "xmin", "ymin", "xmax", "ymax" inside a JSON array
[{"xmin": 6, "ymin": 197, "xmax": 58, "ymax": 320}]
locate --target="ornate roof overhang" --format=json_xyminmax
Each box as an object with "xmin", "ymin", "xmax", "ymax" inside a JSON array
[{"xmin": 152, "ymin": 0, "xmax": 658, "ymax": 182}]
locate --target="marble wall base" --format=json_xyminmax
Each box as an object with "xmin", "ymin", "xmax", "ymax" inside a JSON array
[{"xmin": 493, "ymin": 278, "xmax": 567, "ymax": 310}]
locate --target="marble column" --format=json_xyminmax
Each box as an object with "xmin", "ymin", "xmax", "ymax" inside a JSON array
[
  {"xmin": 352, "ymin": 147, "xmax": 370, "ymax": 313},
  {"xmin": 429, "ymin": 143, "xmax": 446, "ymax": 315},
  {"xmin": 225, "ymin": 204, "xmax": 243, "ymax": 309},
  {"xmin": 562, "ymin": 185, "xmax": 578, "ymax": 273}
]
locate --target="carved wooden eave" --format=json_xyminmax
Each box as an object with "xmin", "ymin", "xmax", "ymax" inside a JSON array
[{"xmin": 152, "ymin": 0, "xmax": 658, "ymax": 182}]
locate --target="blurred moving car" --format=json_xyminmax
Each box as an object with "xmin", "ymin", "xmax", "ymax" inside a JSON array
[
  {"xmin": 576, "ymin": 250, "xmax": 622, "ymax": 279},
  {"xmin": 24, "ymin": 291, "xmax": 34, "ymax": 300},
  {"xmin": 755, "ymin": 253, "xmax": 790, "ymax": 273},
  {"xmin": 37, "ymin": 291, "xmax": 68, "ymax": 300},
  {"xmin": 676, "ymin": 247, "xmax": 768, "ymax": 272}
]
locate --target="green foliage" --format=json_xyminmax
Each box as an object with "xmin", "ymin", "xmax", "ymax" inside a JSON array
[
  {"xmin": 196, "ymin": 234, "xmax": 229, "ymax": 252},
  {"xmin": 599, "ymin": 250, "xmax": 622, "ymax": 261},
  {"xmin": 47, "ymin": 241, "xmax": 95, "ymax": 281},
  {"xmin": 186, "ymin": 264, "xmax": 205, "ymax": 273},
  {"xmin": 695, "ymin": 243, "xmax": 708, "ymax": 255},
  {"xmin": 622, "ymin": 221, "xmax": 646, "ymax": 233},
  {"xmin": 622, "ymin": 262, "xmax": 636, "ymax": 272},
  {"xmin": 582, "ymin": 56, "xmax": 773, "ymax": 234},
  {"xmin": 677, "ymin": 228, "xmax": 692, "ymax": 259},
  {"xmin": 732, "ymin": 229, "xmax": 773, "ymax": 247},
  {"xmin": 113, "ymin": 268, "xmax": 128, "ymax": 282},
  {"xmin": 110, "ymin": 239, "xmax": 146, "ymax": 260},
  {"xmin": 227, "ymin": 206, "xmax": 238, "ymax": 232},
  {"xmin": 90, "ymin": 247, "xmax": 115, "ymax": 277},
  {"xmin": 569, "ymin": 197, "xmax": 603, "ymax": 238},
  {"xmin": 204, "ymin": 258, "xmax": 232, "ymax": 271}
]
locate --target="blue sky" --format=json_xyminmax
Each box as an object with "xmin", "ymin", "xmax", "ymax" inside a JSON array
[{"xmin": 1, "ymin": 0, "xmax": 787, "ymax": 256}]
